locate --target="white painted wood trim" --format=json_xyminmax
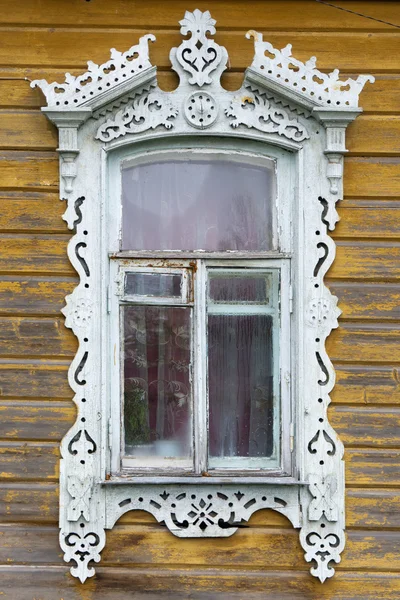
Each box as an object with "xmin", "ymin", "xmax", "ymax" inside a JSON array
[{"xmin": 31, "ymin": 8, "xmax": 374, "ymax": 584}]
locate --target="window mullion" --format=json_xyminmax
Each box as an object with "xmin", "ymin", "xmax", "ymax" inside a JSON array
[{"xmin": 193, "ymin": 259, "xmax": 208, "ymax": 475}]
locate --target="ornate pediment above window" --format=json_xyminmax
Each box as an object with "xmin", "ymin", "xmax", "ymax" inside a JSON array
[
  {"xmin": 32, "ymin": 8, "xmax": 373, "ymax": 228},
  {"xmin": 32, "ymin": 8, "xmax": 373, "ymax": 586}
]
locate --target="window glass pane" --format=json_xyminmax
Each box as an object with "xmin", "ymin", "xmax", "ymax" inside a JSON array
[
  {"xmin": 207, "ymin": 268, "xmax": 280, "ymax": 469},
  {"xmin": 208, "ymin": 313, "xmax": 275, "ymax": 464},
  {"xmin": 121, "ymin": 159, "xmax": 275, "ymax": 251},
  {"xmin": 209, "ymin": 272, "xmax": 272, "ymax": 303},
  {"xmin": 125, "ymin": 272, "xmax": 182, "ymax": 297},
  {"xmin": 123, "ymin": 305, "xmax": 192, "ymax": 463}
]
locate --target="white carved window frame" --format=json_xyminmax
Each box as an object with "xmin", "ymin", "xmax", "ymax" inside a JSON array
[{"xmin": 31, "ymin": 9, "xmax": 374, "ymax": 584}]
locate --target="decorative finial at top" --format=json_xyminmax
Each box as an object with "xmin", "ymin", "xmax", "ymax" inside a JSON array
[
  {"xmin": 246, "ymin": 31, "xmax": 374, "ymax": 108},
  {"xmin": 170, "ymin": 9, "xmax": 228, "ymax": 87}
]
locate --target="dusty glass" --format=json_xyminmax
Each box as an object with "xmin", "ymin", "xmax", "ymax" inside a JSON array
[
  {"xmin": 125, "ymin": 272, "xmax": 182, "ymax": 298},
  {"xmin": 207, "ymin": 269, "xmax": 279, "ymax": 469},
  {"xmin": 123, "ymin": 305, "xmax": 192, "ymax": 463}
]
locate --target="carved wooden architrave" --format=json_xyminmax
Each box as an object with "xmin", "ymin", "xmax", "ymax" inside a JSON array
[{"xmin": 32, "ymin": 9, "xmax": 374, "ymax": 584}]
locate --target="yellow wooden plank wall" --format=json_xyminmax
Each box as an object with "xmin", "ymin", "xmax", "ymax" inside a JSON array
[{"xmin": 0, "ymin": 1, "xmax": 399, "ymax": 598}]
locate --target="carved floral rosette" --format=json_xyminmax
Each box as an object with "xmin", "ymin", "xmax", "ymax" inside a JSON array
[{"xmin": 31, "ymin": 8, "xmax": 373, "ymax": 584}]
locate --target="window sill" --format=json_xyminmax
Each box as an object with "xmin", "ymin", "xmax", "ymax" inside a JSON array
[
  {"xmin": 110, "ymin": 251, "xmax": 292, "ymax": 259},
  {"xmin": 102, "ymin": 476, "xmax": 307, "ymax": 485}
]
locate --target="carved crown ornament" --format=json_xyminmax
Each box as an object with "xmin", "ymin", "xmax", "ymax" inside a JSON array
[{"xmin": 32, "ymin": 9, "xmax": 373, "ymax": 585}]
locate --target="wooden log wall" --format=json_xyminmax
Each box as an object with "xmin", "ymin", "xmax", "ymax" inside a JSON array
[{"xmin": 0, "ymin": 1, "xmax": 399, "ymax": 598}]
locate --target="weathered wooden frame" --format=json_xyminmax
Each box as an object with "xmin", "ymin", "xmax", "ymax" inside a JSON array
[
  {"xmin": 111, "ymin": 257, "xmax": 289, "ymax": 475},
  {"xmin": 32, "ymin": 9, "xmax": 374, "ymax": 584}
]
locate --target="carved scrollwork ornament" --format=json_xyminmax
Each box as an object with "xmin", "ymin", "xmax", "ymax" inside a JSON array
[
  {"xmin": 226, "ymin": 91, "xmax": 309, "ymax": 141},
  {"xmin": 60, "ymin": 525, "xmax": 106, "ymax": 583},
  {"xmin": 106, "ymin": 485, "xmax": 301, "ymax": 538},
  {"xmin": 33, "ymin": 7, "xmax": 373, "ymax": 584},
  {"xmin": 300, "ymin": 525, "xmax": 345, "ymax": 583},
  {"xmin": 96, "ymin": 90, "xmax": 179, "ymax": 142},
  {"xmin": 67, "ymin": 427, "xmax": 97, "ymax": 460},
  {"xmin": 171, "ymin": 9, "xmax": 228, "ymax": 87},
  {"xmin": 31, "ymin": 34, "xmax": 155, "ymax": 109}
]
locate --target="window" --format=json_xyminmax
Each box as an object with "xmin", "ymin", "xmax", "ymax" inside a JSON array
[
  {"xmin": 33, "ymin": 8, "xmax": 373, "ymax": 583},
  {"xmin": 119, "ymin": 264, "xmax": 283, "ymax": 473},
  {"xmin": 108, "ymin": 149, "xmax": 293, "ymax": 477}
]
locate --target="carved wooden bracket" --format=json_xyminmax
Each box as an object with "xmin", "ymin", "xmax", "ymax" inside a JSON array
[{"xmin": 31, "ymin": 8, "xmax": 373, "ymax": 584}]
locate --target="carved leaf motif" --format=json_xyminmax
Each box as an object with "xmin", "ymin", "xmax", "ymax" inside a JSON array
[{"xmin": 171, "ymin": 9, "xmax": 227, "ymax": 86}]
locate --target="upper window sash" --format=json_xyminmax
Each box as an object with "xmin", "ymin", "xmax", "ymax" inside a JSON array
[
  {"xmin": 105, "ymin": 144, "xmax": 295, "ymax": 257},
  {"xmin": 120, "ymin": 156, "xmax": 276, "ymax": 253}
]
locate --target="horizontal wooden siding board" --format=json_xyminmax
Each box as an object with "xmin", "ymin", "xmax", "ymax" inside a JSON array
[
  {"xmin": 327, "ymin": 283, "xmax": 400, "ymax": 320},
  {"xmin": 0, "ymin": 400, "xmax": 75, "ymax": 440},
  {"xmin": 0, "ymin": 362, "xmax": 71, "ymax": 398},
  {"xmin": 327, "ymin": 325, "xmax": 400, "ymax": 363},
  {"xmin": 1, "ymin": 567, "xmax": 400, "ymax": 599},
  {"xmin": 332, "ymin": 365, "xmax": 400, "ymax": 405},
  {"xmin": 0, "ymin": 276, "xmax": 76, "ymax": 314},
  {"xmin": 0, "ymin": 442, "xmax": 59, "ymax": 481},
  {"xmin": 0, "ymin": 0, "xmax": 399, "ymax": 30},
  {"xmin": 330, "ymin": 243, "xmax": 400, "ymax": 280},
  {"xmin": 0, "ymin": 31, "xmax": 398, "ymax": 71},
  {"xmin": 0, "ymin": 317, "xmax": 76, "ymax": 357},
  {"xmin": 330, "ymin": 406, "xmax": 400, "ymax": 447},
  {"xmin": 0, "ymin": 193, "xmax": 67, "ymax": 232},
  {"xmin": 344, "ymin": 158, "xmax": 400, "ymax": 197},
  {"xmin": 2, "ymin": 524, "xmax": 400, "ymax": 571},
  {"xmin": 333, "ymin": 204, "xmax": 400, "ymax": 240},
  {"xmin": 0, "ymin": 152, "xmax": 58, "ymax": 190},
  {"xmin": 0, "ymin": 235, "xmax": 73, "ymax": 274}
]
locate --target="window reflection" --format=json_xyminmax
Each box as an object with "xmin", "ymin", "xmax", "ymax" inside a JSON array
[
  {"xmin": 208, "ymin": 313, "xmax": 274, "ymax": 461},
  {"xmin": 123, "ymin": 305, "xmax": 192, "ymax": 461}
]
